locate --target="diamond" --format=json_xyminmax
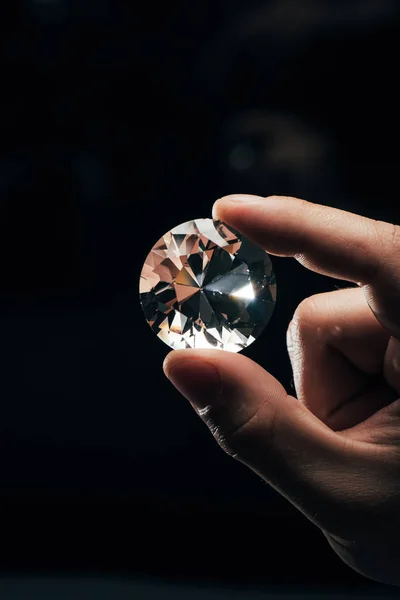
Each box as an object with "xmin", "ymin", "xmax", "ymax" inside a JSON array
[{"xmin": 139, "ymin": 219, "xmax": 276, "ymax": 353}]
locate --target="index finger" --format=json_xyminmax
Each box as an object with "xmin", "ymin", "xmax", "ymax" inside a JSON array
[
  {"xmin": 212, "ymin": 194, "xmax": 400, "ymax": 336},
  {"xmin": 213, "ymin": 195, "xmax": 397, "ymax": 285}
]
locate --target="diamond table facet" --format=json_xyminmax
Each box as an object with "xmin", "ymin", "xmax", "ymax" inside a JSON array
[{"xmin": 139, "ymin": 219, "xmax": 276, "ymax": 353}]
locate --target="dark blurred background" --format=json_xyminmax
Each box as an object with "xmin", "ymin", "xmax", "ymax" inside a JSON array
[{"xmin": 0, "ymin": 0, "xmax": 400, "ymax": 596}]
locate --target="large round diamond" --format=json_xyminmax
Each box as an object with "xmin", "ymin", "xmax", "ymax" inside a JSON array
[{"xmin": 139, "ymin": 219, "xmax": 276, "ymax": 352}]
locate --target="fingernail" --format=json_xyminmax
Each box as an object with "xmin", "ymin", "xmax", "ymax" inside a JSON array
[
  {"xmin": 287, "ymin": 320, "xmax": 294, "ymax": 347},
  {"xmin": 163, "ymin": 358, "xmax": 222, "ymax": 411},
  {"xmin": 220, "ymin": 194, "xmax": 263, "ymax": 203}
]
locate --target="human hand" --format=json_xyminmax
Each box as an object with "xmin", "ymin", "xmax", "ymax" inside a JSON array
[{"xmin": 163, "ymin": 194, "xmax": 400, "ymax": 586}]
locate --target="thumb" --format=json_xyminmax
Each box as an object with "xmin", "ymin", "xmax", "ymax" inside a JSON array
[{"xmin": 163, "ymin": 348, "xmax": 352, "ymax": 530}]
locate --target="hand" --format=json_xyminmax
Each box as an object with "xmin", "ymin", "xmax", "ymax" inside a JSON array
[{"xmin": 163, "ymin": 194, "xmax": 400, "ymax": 586}]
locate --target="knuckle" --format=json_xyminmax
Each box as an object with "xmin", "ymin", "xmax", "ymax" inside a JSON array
[
  {"xmin": 208, "ymin": 399, "xmax": 277, "ymax": 460},
  {"xmin": 389, "ymin": 223, "xmax": 400, "ymax": 248},
  {"xmin": 292, "ymin": 294, "xmax": 321, "ymax": 334},
  {"xmin": 382, "ymin": 220, "xmax": 400, "ymax": 246},
  {"xmin": 373, "ymin": 220, "xmax": 400, "ymax": 257},
  {"xmin": 200, "ymin": 409, "xmax": 239, "ymax": 456},
  {"xmin": 364, "ymin": 220, "xmax": 400, "ymax": 284}
]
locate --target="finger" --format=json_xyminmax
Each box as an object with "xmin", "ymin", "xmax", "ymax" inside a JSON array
[
  {"xmin": 384, "ymin": 337, "xmax": 400, "ymax": 395},
  {"xmin": 213, "ymin": 195, "xmax": 400, "ymax": 336},
  {"xmin": 163, "ymin": 348, "xmax": 357, "ymax": 532},
  {"xmin": 288, "ymin": 286, "xmax": 394, "ymax": 431}
]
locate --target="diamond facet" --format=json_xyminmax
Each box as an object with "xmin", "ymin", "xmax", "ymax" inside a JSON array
[{"xmin": 139, "ymin": 219, "xmax": 276, "ymax": 353}]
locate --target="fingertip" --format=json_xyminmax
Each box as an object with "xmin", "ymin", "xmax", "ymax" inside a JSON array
[
  {"xmin": 162, "ymin": 350, "xmax": 223, "ymax": 411},
  {"xmin": 162, "ymin": 348, "xmax": 223, "ymax": 380},
  {"xmin": 162, "ymin": 350, "xmax": 176, "ymax": 379},
  {"xmin": 163, "ymin": 349, "xmax": 207, "ymax": 378},
  {"xmin": 212, "ymin": 194, "xmax": 266, "ymax": 220},
  {"xmin": 212, "ymin": 198, "xmax": 223, "ymax": 220}
]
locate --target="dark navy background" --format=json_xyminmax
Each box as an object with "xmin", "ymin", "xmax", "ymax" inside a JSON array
[{"xmin": 0, "ymin": 0, "xmax": 399, "ymax": 594}]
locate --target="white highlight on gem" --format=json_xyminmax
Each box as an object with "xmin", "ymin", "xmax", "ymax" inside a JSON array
[{"xmin": 231, "ymin": 283, "xmax": 255, "ymax": 300}]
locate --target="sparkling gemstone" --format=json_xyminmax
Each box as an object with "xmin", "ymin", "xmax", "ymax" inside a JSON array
[{"xmin": 139, "ymin": 218, "xmax": 276, "ymax": 352}]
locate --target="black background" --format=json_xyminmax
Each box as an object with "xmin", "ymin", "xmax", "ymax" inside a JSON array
[{"xmin": 0, "ymin": 0, "xmax": 400, "ymax": 594}]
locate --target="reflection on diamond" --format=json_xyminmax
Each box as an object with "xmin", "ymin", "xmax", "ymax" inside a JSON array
[
  {"xmin": 139, "ymin": 219, "xmax": 276, "ymax": 353},
  {"xmin": 231, "ymin": 282, "xmax": 255, "ymax": 300}
]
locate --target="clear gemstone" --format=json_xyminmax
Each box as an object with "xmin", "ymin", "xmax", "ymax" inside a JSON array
[{"xmin": 139, "ymin": 219, "xmax": 276, "ymax": 353}]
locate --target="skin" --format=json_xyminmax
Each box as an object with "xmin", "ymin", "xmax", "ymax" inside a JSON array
[{"xmin": 163, "ymin": 194, "xmax": 400, "ymax": 586}]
